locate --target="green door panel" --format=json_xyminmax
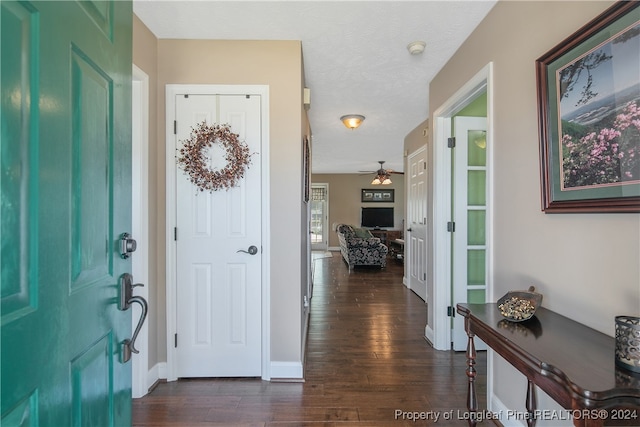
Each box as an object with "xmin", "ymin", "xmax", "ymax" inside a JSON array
[
  {"xmin": 1, "ymin": 0, "xmax": 39, "ymax": 325},
  {"xmin": 1, "ymin": 1, "xmax": 133, "ymax": 426}
]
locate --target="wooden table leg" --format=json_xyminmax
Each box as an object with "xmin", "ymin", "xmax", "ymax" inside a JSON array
[
  {"xmin": 526, "ymin": 380, "xmax": 537, "ymax": 427},
  {"xmin": 465, "ymin": 329, "xmax": 477, "ymax": 427}
]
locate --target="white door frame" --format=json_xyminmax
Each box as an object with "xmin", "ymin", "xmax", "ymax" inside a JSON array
[
  {"xmin": 164, "ymin": 84, "xmax": 271, "ymax": 381},
  {"xmin": 431, "ymin": 63, "xmax": 494, "ymax": 350},
  {"xmin": 132, "ymin": 64, "xmax": 150, "ymax": 397}
]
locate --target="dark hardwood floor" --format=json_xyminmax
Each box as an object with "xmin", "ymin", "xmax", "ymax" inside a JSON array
[{"xmin": 132, "ymin": 252, "xmax": 487, "ymax": 426}]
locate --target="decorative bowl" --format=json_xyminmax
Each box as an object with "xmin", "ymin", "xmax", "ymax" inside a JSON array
[{"xmin": 497, "ymin": 286, "xmax": 543, "ymax": 322}]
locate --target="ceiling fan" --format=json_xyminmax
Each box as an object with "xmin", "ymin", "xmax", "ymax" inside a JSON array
[{"xmin": 359, "ymin": 161, "xmax": 404, "ymax": 185}]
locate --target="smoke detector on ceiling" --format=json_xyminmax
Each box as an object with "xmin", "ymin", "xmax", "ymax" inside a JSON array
[{"xmin": 407, "ymin": 41, "xmax": 426, "ymax": 55}]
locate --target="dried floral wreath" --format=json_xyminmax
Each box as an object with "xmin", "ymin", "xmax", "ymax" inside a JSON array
[{"xmin": 177, "ymin": 121, "xmax": 252, "ymax": 192}]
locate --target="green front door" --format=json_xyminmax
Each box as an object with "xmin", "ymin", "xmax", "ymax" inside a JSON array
[{"xmin": 1, "ymin": 1, "xmax": 133, "ymax": 426}]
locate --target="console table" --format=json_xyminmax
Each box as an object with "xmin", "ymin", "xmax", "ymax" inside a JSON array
[
  {"xmin": 456, "ymin": 303, "xmax": 640, "ymax": 427},
  {"xmin": 369, "ymin": 229, "xmax": 402, "ymax": 245},
  {"xmin": 388, "ymin": 239, "xmax": 404, "ymax": 263}
]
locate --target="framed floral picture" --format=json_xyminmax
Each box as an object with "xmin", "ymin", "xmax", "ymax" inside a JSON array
[{"xmin": 536, "ymin": 1, "xmax": 640, "ymax": 212}]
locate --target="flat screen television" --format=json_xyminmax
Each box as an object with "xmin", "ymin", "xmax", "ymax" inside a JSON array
[{"xmin": 361, "ymin": 207, "xmax": 394, "ymax": 229}]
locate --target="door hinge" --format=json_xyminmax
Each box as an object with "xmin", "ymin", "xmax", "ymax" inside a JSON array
[
  {"xmin": 174, "ymin": 333, "xmax": 178, "ymax": 348},
  {"xmin": 423, "ymin": 161, "xmax": 427, "ymax": 170},
  {"xmin": 447, "ymin": 137, "xmax": 456, "ymax": 148},
  {"xmin": 447, "ymin": 306, "xmax": 455, "ymax": 317},
  {"xmin": 174, "ymin": 227, "xmax": 178, "ymax": 241},
  {"xmin": 447, "ymin": 221, "xmax": 455, "ymax": 232},
  {"xmin": 174, "ymin": 120, "xmax": 177, "ymax": 135},
  {"xmin": 423, "ymin": 273, "xmax": 426, "ymax": 281}
]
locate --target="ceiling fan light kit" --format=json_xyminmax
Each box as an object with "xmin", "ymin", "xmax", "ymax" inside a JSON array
[
  {"xmin": 340, "ymin": 114, "xmax": 365, "ymax": 130},
  {"xmin": 371, "ymin": 175, "xmax": 392, "ymax": 185},
  {"xmin": 369, "ymin": 160, "xmax": 397, "ymax": 185}
]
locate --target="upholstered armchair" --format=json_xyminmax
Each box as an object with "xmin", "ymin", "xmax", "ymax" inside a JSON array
[{"xmin": 336, "ymin": 224, "xmax": 388, "ymax": 269}]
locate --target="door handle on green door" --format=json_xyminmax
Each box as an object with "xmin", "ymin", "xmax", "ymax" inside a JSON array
[
  {"xmin": 122, "ymin": 295, "xmax": 147, "ymax": 363},
  {"xmin": 119, "ymin": 232, "xmax": 137, "ymax": 259},
  {"xmin": 118, "ymin": 273, "xmax": 148, "ymax": 363}
]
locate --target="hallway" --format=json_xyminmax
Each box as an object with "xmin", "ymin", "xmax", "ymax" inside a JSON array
[{"xmin": 132, "ymin": 253, "xmax": 487, "ymax": 426}]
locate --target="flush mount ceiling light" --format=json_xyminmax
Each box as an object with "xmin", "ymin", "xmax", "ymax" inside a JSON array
[
  {"xmin": 407, "ymin": 41, "xmax": 426, "ymax": 55},
  {"xmin": 340, "ymin": 114, "xmax": 365, "ymax": 130}
]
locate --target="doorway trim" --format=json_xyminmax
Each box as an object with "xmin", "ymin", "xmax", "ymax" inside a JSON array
[
  {"xmin": 164, "ymin": 84, "xmax": 271, "ymax": 381},
  {"xmin": 132, "ymin": 64, "xmax": 150, "ymax": 397},
  {"xmin": 431, "ymin": 62, "xmax": 494, "ymax": 350}
]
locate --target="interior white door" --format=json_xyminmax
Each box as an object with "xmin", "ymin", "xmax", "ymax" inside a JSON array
[
  {"xmin": 406, "ymin": 148, "xmax": 427, "ymax": 301},
  {"xmin": 174, "ymin": 93, "xmax": 262, "ymax": 377},
  {"xmin": 452, "ymin": 116, "xmax": 488, "ymax": 351}
]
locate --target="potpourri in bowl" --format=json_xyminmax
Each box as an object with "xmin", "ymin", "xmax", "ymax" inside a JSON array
[{"xmin": 497, "ymin": 286, "xmax": 542, "ymax": 322}]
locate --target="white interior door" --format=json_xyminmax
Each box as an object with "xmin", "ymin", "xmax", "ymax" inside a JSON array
[
  {"xmin": 174, "ymin": 93, "xmax": 262, "ymax": 377},
  {"xmin": 452, "ymin": 116, "xmax": 488, "ymax": 351},
  {"xmin": 407, "ymin": 148, "xmax": 428, "ymax": 301}
]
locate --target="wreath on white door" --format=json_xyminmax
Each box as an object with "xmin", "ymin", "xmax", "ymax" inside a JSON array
[{"xmin": 177, "ymin": 121, "xmax": 252, "ymax": 192}]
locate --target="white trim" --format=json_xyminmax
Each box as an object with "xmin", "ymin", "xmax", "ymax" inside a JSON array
[
  {"xmin": 131, "ymin": 64, "xmax": 150, "ymax": 398},
  {"xmin": 270, "ymin": 361, "xmax": 304, "ymax": 380},
  {"xmin": 425, "ymin": 324, "xmax": 435, "ymax": 345},
  {"xmin": 147, "ymin": 362, "xmax": 167, "ymax": 389},
  {"xmin": 490, "ymin": 392, "xmax": 526, "ymax": 427},
  {"xmin": 164, "ymin": 84, "xmax": 271, "ymax": 381},
  {"xmin": 486, "ymin": 67, "xmax": 496, "ymax": 306},
  {"xmin": 487, "ymin": 349, "xmax": 495, "ymax": 424},
  {"xmin": 431, "ymin": 115, "xmax": 452, "ymax": 351},
  {"xmin": 431, "ymin": 62, "xmax": 493, "ymax": 352}
]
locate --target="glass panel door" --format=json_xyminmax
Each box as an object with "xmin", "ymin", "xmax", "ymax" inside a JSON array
[
  {"xmin": 311, "ymin": 184, "xmax": 328, "ymax": 251},
  {"xmin": 452, "ymin": 116, "xmax": 488, "ymax": 351}
]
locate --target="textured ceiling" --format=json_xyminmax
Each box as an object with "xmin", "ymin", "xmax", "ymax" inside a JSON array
[{"xmin": 133, "ymin": 0, "xmax": 497, "ymax": 174}]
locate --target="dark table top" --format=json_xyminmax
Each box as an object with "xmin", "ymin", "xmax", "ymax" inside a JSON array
[{"xmin": 457, "ymin": 303, "xmax": 640, "ymax": 403}]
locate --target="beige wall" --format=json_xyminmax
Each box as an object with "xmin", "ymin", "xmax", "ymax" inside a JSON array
[
  {"xmin": 311, "ymin": 174, "xmax": 405, "ymax": 248},
  {"xmin": 133, "ymin": 19, "xmax": 308, "ymax": 375},
  {"xmin": 404, "ymin": 119, "xmax": 429, "ymax": 158},
  {"xmin": 430, "ymin": 0, "xmax": 639, "ymax": 420}
]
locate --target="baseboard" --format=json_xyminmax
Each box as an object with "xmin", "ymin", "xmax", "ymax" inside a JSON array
[
  {"xmin": 425, "ymin": 324, "xmax": 435, "ymax": 346},
  {"xmin": 301, "ymin": 310, "xmax": 310, "ymax": 367},
  {"xmin": 270, "ymin": 361, "xmax": 304, "ymax": 380},
  {"xmin": 328, "ymin": 246, "xmax": 340, "ymax": 252},
  {"xmin": 490, "ymin": 394, "xmax": 525, "ymax": 427},
  {"xmin": 148, "ymin": 362, "xmax": 167, "ymax": 389}
]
